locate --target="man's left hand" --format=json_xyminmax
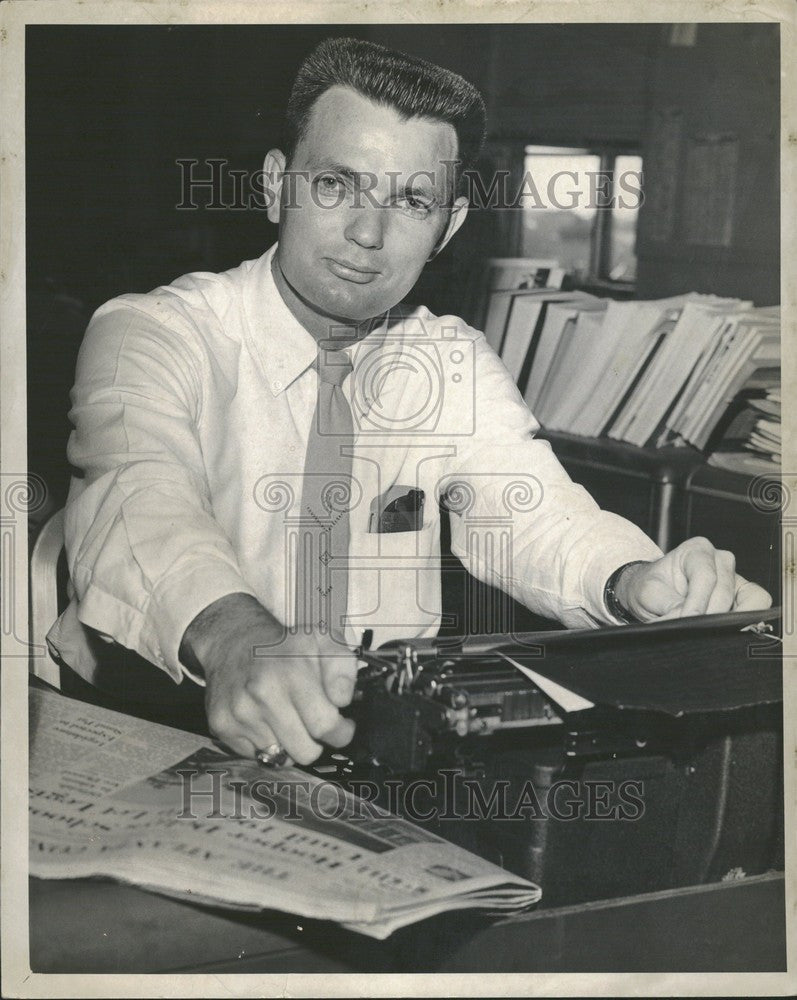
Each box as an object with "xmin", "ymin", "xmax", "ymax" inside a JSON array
[{"xmin": 614, "ymin": 537, "xmax": 773, "ymax": 621}]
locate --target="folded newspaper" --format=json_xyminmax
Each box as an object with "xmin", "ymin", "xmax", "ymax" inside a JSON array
[{"xmin": 29, "ymin": 686, "xmax": 541, "ymax": 939}]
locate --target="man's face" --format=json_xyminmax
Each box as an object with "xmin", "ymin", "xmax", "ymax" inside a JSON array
[{"xmin": 267, "ymin": 85, "xmax": 467, "ymax": 329}]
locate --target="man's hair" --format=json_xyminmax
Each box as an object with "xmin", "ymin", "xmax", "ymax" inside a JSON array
[{"xmin": 283, "ymin": 36, "xmax": 487, "ymax": 197}]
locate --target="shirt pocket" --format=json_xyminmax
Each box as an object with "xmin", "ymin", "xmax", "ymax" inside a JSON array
[{"xmin": 345, "ymin": 521, "xmax": 441, "ymax": 648}]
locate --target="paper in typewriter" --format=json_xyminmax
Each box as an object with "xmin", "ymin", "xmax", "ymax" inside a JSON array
[
  {"xmin": 28, "ymin": 686, "xmax": 541, "ymax": 939},
  {"xmin": 496, "ymin": 607, "xmax": 782, "ymax": 716}
]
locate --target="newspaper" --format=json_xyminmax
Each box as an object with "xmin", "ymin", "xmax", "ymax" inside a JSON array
[{"xmin": 29, "ymin": 686, "xmax": 541, "ymax": 939}]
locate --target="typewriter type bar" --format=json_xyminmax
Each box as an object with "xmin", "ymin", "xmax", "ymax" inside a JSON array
[{"xmin": 357, "ymin": 642, "xmax": 562, "ymax": 739}]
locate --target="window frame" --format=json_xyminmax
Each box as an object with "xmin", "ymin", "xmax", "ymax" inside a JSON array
[{"xmin": 522, "ymin": 143, "xmax": 643, "ymax": 293}]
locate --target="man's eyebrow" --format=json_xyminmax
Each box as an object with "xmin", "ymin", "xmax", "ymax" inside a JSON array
[
  {"xmin": 307, "ymin": 158, "xmax": 360, "ymax": 179},
  {"xmin": 394, "ymin": 179, "xmax": 439, "ymax": 202}
]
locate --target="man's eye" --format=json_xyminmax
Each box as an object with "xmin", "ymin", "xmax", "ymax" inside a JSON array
[
  {"xmin": 316, "ymin": 174, "xmax": 345, "ymax": 195},
  {"xmin": 397, "ymin": 195, "xmax": 432, "ymax": 218}
]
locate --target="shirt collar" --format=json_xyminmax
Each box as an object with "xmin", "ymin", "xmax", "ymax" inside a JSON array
[
  {"xmin": 243, "ymin": 242, "xmax": 319, "ymax": 397},
  {"xmin": 243, "ymin": 242, "xmax": 392, "ymax": 397}
]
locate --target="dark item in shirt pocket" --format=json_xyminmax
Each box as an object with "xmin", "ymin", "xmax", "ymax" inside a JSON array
[{"xmin": 368, "ymin": 486, "xmax": 425, "ymax": 533}]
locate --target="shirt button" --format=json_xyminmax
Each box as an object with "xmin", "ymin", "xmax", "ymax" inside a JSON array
[{"xmin": 273, "ymin": 379, "xmax": 283, "ymax": 391}]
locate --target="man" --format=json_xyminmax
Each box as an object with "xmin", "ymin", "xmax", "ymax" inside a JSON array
[{"xmin": 48, "ymin": 37, "xmax": 770, "ymax": 766}]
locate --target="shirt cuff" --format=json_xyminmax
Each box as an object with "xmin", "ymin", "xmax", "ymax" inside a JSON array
[
  {"xmin": 145, "ymin": 562, "xmax": 260, "ymax": 682},
  {"xmin": 576, "ymin": 513, "xmax": 663, "ymax": 626}
]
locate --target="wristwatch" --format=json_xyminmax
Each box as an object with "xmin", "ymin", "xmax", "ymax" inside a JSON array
[{"xmin": 603, "ymin": 560, "xmax": 649, "ymax": 624}]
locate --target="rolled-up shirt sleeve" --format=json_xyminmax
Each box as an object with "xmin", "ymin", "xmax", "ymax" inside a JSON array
[
  {"xmin": 444, "ymin": 329, "xmax": 663, "ymax": 628},
  {"xmin": 62, "ymin": 303, "xmax": 257, "ymax": 681}
]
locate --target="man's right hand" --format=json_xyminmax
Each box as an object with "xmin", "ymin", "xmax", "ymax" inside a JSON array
[{"xmin": 179, "ymin": 593, "xmax": 357, "ymax": 764}]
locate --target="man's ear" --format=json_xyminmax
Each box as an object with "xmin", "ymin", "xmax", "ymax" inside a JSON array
[
  {"xmin": 262, "ymin": 149, "xmax": 286, "ymax": 225},
  {"xmin": 429, "ymin": 196, "xmax": 469, "ymax": 260}
]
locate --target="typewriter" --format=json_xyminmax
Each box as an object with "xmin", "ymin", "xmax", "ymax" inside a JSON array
[
  {"xmin": 343, "ymin": 608, "xmax": 783, "ymax": 775},
  {"xmin": 327, "ymin": 611, "xmax": 784, "ymax": 906},
  {"xmin": 347, "ymin": 632, "xmax": 564, "ymax": 774}
]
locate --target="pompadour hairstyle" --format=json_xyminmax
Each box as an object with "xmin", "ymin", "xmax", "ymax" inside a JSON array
[{"xmin": 283, "ymin": 36, "xmax": 487, "ymax": 196}]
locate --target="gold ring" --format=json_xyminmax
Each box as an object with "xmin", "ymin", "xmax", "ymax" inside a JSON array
[{"xmin": 255, "ymin": 743, "xmax": 288, "ymax": 768}]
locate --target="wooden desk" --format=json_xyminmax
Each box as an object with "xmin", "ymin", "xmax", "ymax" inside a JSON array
[{"xmin": 30, "ymin": 870, "xmax": 786, "ymax": 974}]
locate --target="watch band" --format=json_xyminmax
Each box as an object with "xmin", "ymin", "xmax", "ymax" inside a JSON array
[{"xmin": 604, "ymin": 560, "xmax": 649, "ymax": 624}]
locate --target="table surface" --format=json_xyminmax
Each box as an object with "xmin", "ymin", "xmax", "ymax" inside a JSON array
[{"xmin": 29, "ymin": 870, "xmax": 786, "ymax": 975}]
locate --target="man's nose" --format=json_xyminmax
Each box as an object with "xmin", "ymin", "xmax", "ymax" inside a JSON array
[{"xmin": 343, "ymin": 204, "xmax": 385, "ymax": 250}]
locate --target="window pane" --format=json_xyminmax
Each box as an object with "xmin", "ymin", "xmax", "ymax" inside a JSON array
[
  {"xmin": 521, "ymin": 147, "xmax": 600, "ymax": 281},
  {"xmin": 608, "ymin": 154, "xmax": 643, "ymax": 282}
]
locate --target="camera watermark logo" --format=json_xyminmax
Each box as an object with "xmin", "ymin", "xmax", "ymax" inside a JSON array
[{"xmin": 346, "ymin": 316, "xmax": 476, "ymax": 437}]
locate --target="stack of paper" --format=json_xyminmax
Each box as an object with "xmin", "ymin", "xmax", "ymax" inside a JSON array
[
  {"xmin": 570, "ymin": 296, "xmax": 696, "ymax": 437},
  {"xmin": 480, "ymin": 274, "xmax": 780, "ymax": 454},
  {"xmin": 660, "ymin": 307, "xmax": 780, "ymax": 450},
  {"xmin": 607, "ymin": 297, "xmax": 748, "ymax": 447},
  {"xmin": 708, "ymin": 387, "xmax": 781, "ymax": 476}
]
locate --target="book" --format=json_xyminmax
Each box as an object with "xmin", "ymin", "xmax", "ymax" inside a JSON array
[
  {"xmin": 483, "ymin": 287, "xmax": 566, "ymax": 353},
  {"xmin": 499, "ymin": 289, "xmax": 588, "ymax": 384},
  {"xmin": 706, "ymin": 377, "xmax": 781, "ymax": 474},
  {"xmin": 540, "ymin": 308, "xmax": 610, "ymax": 431},
  {"xmin": 533, "ymin": 301, "xmax": 609, "ymax": 424},
  {"xmin": 574, "ymin": 296, "xmax": 698, "ymax": 437},
  {"xmin": 523, "ymin": 297, "xmax": 603, "ymax": 414},
  {"xmin": 608, "ymin": 298, "xmax": 746, "ymax": 447},
  {"xmin": 472, "ymin": 257, "xmax": 563, "ymax": 331}
]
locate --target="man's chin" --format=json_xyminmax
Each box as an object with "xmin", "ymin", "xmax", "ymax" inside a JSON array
[{"xmin": 315, "ymin": 288, "xmax": 402, "ymax": 326}]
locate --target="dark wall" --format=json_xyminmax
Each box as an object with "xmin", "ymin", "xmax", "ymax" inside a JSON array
[{"xmin": 635, "ymin": 24, "xmax": 780, "ymax": 303}]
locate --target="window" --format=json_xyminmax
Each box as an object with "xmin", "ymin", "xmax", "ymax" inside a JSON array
[{"xmin": 521, "ymin": 145, "xmax": 643, "ymax": 285}]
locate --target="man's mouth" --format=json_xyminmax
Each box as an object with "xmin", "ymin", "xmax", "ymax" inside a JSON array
[{"xmin": 326, "ymin": 258, "xmax": 380, "ymax": 284}]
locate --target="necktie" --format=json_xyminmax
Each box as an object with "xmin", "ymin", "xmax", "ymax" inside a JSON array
[{"xmin": 295, "ymin": 347, "xmax": 355, "ymax": 644}]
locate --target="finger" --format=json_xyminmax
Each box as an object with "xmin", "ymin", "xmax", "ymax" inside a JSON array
[
  {"xmin": 318, "ymin": 715, "xmax": 356, "ymax": 749},
  {"xmin": 733, "ymin": 576, "xmax": 773, "ymax": 612},
  {"xmin": 240, "ymin": 722, "xmax": 297, "ymax": 769},
  {"xmin": 205, "ymin": 698, "xmax": 259, "ymax": 757},
  {"xmin": 319, "ymin": 651, "xmax": 358, "ymax": 707},
  {"xmin": 649, "ymin": 604, "xmax": 685, "ymax": 622},
  {"xmin": 285, "ymin": 675, "xmax": 356, "ymax": 748},
  {"xmin": 218, "ymin": 733, "xmax": 258, "ymax": 758},
  {"xmin": 679, "ymin": 545, "xmax": 718, "ymax": 617},
  {"xmin": 218, "ymin": 699, "xmax": 282, "ymax": 761},
  {"xmin": 259, "ymin": 695, "xmax": 323, "ymax": 767},
  {"xmin": 209, "ymin": 716, "xmax": 259, "ymax": 758},
  {"xmin": 705, "ymin": 550, "xmax": 737, "ymax": 615},
  {"xmin": 227, "ymin": 685, "xmax": 318, "ymax": 766}
]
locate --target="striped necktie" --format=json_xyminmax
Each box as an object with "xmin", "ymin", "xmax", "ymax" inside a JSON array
[{"xmin": 295, "ymin": 347, "xmax": 354, "ymax": 644}]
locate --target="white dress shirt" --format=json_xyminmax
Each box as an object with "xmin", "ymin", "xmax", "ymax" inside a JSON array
[{"xmin": 48, "ymin": 243, "xmax": 663, "ymax": 687}]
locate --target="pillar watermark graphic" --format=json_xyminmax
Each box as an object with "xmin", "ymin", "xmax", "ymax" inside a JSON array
[
  {"xmin": 2, "ymin": 473, "xmax": 49, "ymax": 658},
  {"xmin": 746, "ymin": 473, "xmax": 792, "ymax": 658}
]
